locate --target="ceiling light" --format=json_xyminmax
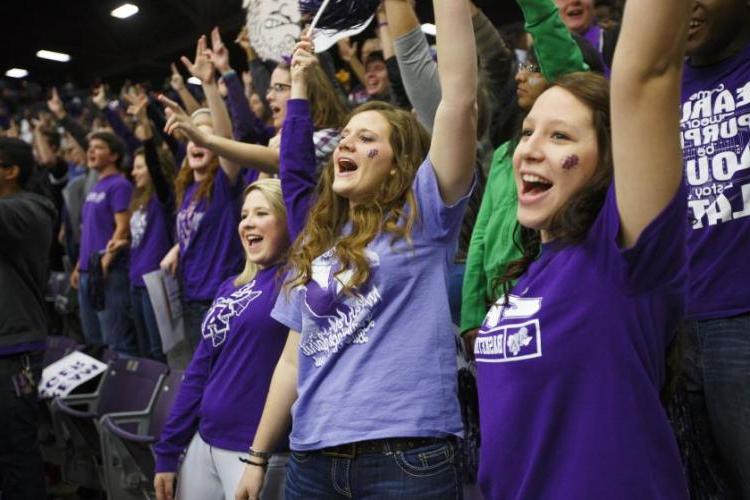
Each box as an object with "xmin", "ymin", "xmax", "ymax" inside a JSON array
[
  {"xmin": 6, "ymin": 68, "xmax": 29, "ymax": 78},
  {"xmin": 421, "ymin": 23, "xmax": 436, "ymax": 36},
  {"xmin": 187, "ymin": 77, "xmax": 201, "ymax": 86},
  {"xmin": 36, "ymin": 50, "xmax": 71, "ymax": 62},
  {"xmin": 111, "ymin": 3, "xmax": 139, "ymax": 19}
]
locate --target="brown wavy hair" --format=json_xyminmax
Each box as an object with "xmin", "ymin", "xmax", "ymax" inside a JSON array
[
  {"xmin": 286, "ymin": 101, "xmax": 431, "ymax": 294},
  {"xmin": 276, "ymin": 63, "xmax": 348, "ymax": 130},
  {"xmin": 496, "ymin": 72, "xmax": 612, "ymax": 299}
]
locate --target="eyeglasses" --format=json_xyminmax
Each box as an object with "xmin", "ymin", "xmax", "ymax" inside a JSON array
[
  {"xmin": 518, "ymin": 61, "xmax": 541, "ymax": 74},
  {"xmin": 268, "ymin": 83, "xmax": 291, "ymax": 94}
]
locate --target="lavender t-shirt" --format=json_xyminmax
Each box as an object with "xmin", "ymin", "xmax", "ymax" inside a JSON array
[
  {"xmin": 154, "ymin": 267, "xmax": 289, "ymax": 472},
  {"xmin": 272, "ymin": 159, "xmax": 470, "ymax": 451},
  {"xmin": 176, "ymin": 168, "xmax": 244, "ymax": 301},
  {"xmin": 129, "ymin": 197, "xmax": 173, "ymax": 287},
  {"xmin": 78, "ymin": 173, "xmax": 132, "ymax": 271},
  {"xmin": 681, "ymin": 42, "xmax": 750, "ymax": 320},
  {"xmin": 475, "ymin": 184, "xmax": 689, "ymax": 499}
]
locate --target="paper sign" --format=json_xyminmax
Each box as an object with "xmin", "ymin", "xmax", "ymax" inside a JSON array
[
  {"xmin": 39, "ymin": 351, "xmax": 108, "ymax": 399},
  {"xmin": 246, "ymin": 0, "xmax": 302, "ymax": 62},
  {"xmin": 143, "ymin": 270, "xmax": 185, "ymax": 353}
]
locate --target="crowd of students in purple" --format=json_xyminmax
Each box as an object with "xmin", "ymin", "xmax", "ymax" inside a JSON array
[{"xmin": 1, "ymin": 0, "xmax": 749, "ymax": 498}]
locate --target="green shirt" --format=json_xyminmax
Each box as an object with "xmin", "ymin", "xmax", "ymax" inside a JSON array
[{"xmin": 459, "ymin": 0, "xmax": 589, "ymax": 333}]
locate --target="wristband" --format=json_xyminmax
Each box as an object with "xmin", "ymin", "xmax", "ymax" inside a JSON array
[{"xmin": 248, "ymin": 447, "xmax": 273, "ymax": 460}]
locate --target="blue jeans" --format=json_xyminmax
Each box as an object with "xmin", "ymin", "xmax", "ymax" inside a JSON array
[
  {"xmin": 285, "ymin": 440, "xmax": 463, "ymax": 499},
  {"xmin": 130, "ymin": 286, "xmax": 165, "ymax": 361},
  {"xmin": 684, "ymin": 314, "xmax": 750, "ymax": 499},
  {"xmin": 78, "ymin": 268, "xmax": 137, "ymax": 355}
]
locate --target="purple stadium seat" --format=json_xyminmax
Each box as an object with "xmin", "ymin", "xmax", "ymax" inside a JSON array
[
  {"xmin": 50, "ymin": 357, "xmax": 168, "ymax": 490},
  {"xmin": 99, "ymin": 370, "xmax": 184, "ymax": 497}
]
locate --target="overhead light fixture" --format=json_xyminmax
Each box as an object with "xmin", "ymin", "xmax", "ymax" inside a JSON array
[
  {"xmin": 36, "ymin": 50, "xmax": 71, "ymax": 62},
  {"xmin": 6, "ymin": 68, "xmax": 29, "ymax": 78},
  {"xmin": 421, "ymin": 23, "xmax": 436, "ymax": 36},
  {"xmin": 187, "ymin": 77, "xmax": 201, "ymax": 86},
  {"xmin": 111, "ymin": 3, "xmax": 139, "ymax": 19}
]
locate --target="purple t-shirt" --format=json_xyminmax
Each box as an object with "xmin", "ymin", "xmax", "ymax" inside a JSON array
[
  {"xmin": 475, "ymin": 184, "xmax": 689, "ymax": 499},
  {"xmin": 681, "ymin": 43, "xmax": 750, "ymax": 320},
  {"xmin": 154, "ymin": 268, "xmax": 289, "ymax": 472},
  {"xmin": 272, "ymin": 159, "xmax": 471, "ymax": 451},
  {"xmin": 129, "ymin": 197, "xmax": 173, "ymax": 287},
  {"xmin": 78, "ymin": 173, "xmax": 132, "ymax": 271},
  {"xmin": 176, "ymin": 168, "xmax": 244, "ymax": 301}
]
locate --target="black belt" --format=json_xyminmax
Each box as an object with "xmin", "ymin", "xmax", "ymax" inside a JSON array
[{"xmin": 318, "ymin": 437, "xmax": 448, "ymax": 459}]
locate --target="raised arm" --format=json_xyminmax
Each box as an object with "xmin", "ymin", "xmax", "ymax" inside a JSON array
[
  {"xmin": 160, "ymin": 95, "xmax": 279, "ymax": 175},
  {"xmin": 387, "ymin": 0, "xmax": 441, "ymax": 132},
  {"xmin": 182, "ymin": 32, "xmax": 242, "ymax": 184},
  {"xmin": 430, "ymin": 0, "xmax": 478, "ymax": 204},
  {"xmin": 517, "ymin": 0, "xmax": 588, "ymax": 82},
  {"xmin": 610, "ymin": 0, "xmax": 689, "ymax": 248},
  {"xmin": 278, "ymin": 36, "xmax": 322, "ymax": 240},
  {"xmin": 169, "ymin": 63, "xmax": 201, "ymax": 115}
]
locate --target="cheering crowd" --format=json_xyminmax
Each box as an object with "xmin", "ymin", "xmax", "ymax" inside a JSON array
[{"xmin": 1, "ymin": 0, "xmax": 749, "ymax": 498}]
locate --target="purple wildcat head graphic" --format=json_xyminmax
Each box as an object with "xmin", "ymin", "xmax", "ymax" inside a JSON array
[
  {"xmin": 299, "ymin": 249, "xmax": 382, "ymax": 367},
  {"xmin": 202, "ymin": 281, "xmax": 262, "ymax": 347}
]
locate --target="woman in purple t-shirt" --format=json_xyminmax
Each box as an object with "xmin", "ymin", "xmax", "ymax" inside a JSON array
[
  {"xmin": 154, "ymin": 179, "xmax": 292, "ymax": 500},
  {"xmin": 159, "ymin": 34, "xmax": 246, "ymax": 351},
  {"xmin": 473, "ymin": 0, "xmax": 691, "ymax": 498}
]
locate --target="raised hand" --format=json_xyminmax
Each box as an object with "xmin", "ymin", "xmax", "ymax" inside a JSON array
[
  {"xmin": 169, "ymin": 63, "xmax": 186, "ymax": 91},
  {"xmin": 47, "ymin": 87, "xmax": 66, "ymax": 119},
  {"xmin": 235, "ymin": 25, "xmax": 257, "ymax": 60},
  {"xmin": 181, "ymin": 35, "xmax": 215, "ymax": 84},
  {"xmin": 92, "ymin": 85, "xmax": 108, "ymax": 110},
  {"xmin": 337, "ymin": 37, "xmax": 359, "ymax": 64},
  {"xmin": 208, "ymin": 26, "xmax": 231, "ymax": 73},
  {"xmin": 159, "ymin": 94, "xmax": 208, "ymax": 146}
]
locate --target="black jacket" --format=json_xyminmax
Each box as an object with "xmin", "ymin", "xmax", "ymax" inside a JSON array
[{"xmin": 0, "ymin": 191, "xmax": 56, "ymax": 350}]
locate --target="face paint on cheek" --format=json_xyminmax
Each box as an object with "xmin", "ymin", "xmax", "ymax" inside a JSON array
[
  {"xmin": 367, "ymin": 149, "xmax": 379, "ymax": 159},
  {"xmin": 561, "ymin": 154, "xmax": 580, "ymax": 170}
]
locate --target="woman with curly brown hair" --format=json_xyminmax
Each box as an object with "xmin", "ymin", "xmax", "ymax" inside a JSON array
[{"xmin": 234, "ymin": 0, "xmax": 477, "ymax": 497}]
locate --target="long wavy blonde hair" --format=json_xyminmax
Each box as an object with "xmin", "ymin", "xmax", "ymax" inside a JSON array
[
  {"xmin": 235, "ymin": 178, "xmax": 289, "ymax": 287},
  {"xmin": 287, "ymin": 101, "xmax": 431, "ymax": 294},
  {"xmin": 174, "ymin": 110, "xmax": 220, "ymax": 207}
]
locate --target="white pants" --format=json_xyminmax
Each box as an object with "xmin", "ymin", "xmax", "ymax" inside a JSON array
[{"xmin": 176, "ymin": 433, "xmax": 288, "ymax": 500}]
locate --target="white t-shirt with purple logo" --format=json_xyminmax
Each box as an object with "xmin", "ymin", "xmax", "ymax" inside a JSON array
[
  {"xmin": 272, "ymin": 159, "xmax": 470, "ymax": 451},
  {"xmin": 681, "ymin": 42, "xmax": 750, "ymax": 319},
  {"xmin": 78, "ymin": 173, "xmax": 132, "ymax": 271},
  {"xmin": 475, "ymin": 184, "xmax": 690, "ymax": 499}
]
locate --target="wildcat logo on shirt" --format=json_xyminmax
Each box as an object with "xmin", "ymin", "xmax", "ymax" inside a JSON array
[
  {"xmin": 681, "ymin": 81, "xmax": 750, "ymax": 229},
  {"xmin": 201, "ymin": 281, "xmax": 262, "ymax": 347},
  {"xmin": 299, "ymin": 249, "xmax": 382, "ymax": 367},
  {"xmin": 130, "ymin": 208, "xmax": 147, "ymax": 248},
  {"xmin": 176, "ymin": 201, "xmax": 204, "ymax": 249},
  {"xmin": 474, "ymin": 295, "xmax": 542, "ymax": 363}
]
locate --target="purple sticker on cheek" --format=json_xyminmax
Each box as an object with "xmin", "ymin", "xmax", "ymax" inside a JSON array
[
  {"xmin": 367, "ymin": 149, "xmax": 379, "ymax": 159},
  {"xmin": 561, "ymin": 154, "xmax": 579, "ymax": 170}
]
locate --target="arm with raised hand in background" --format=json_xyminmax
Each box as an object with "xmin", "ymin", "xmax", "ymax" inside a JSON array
[
  {"xmin": 169, "ymin": 63, "xmax": 201, "ymax": 115},
  {"xmin": 610, "ymin": 0, "xmax": 690, "ymax": 248},
  {"xmin": 429, "ymin": 0, "xmax": 478, "ymax": 204},
  {"xmin": 181, "ymin": 33, "xmax": 242, "ymax": 185}
]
